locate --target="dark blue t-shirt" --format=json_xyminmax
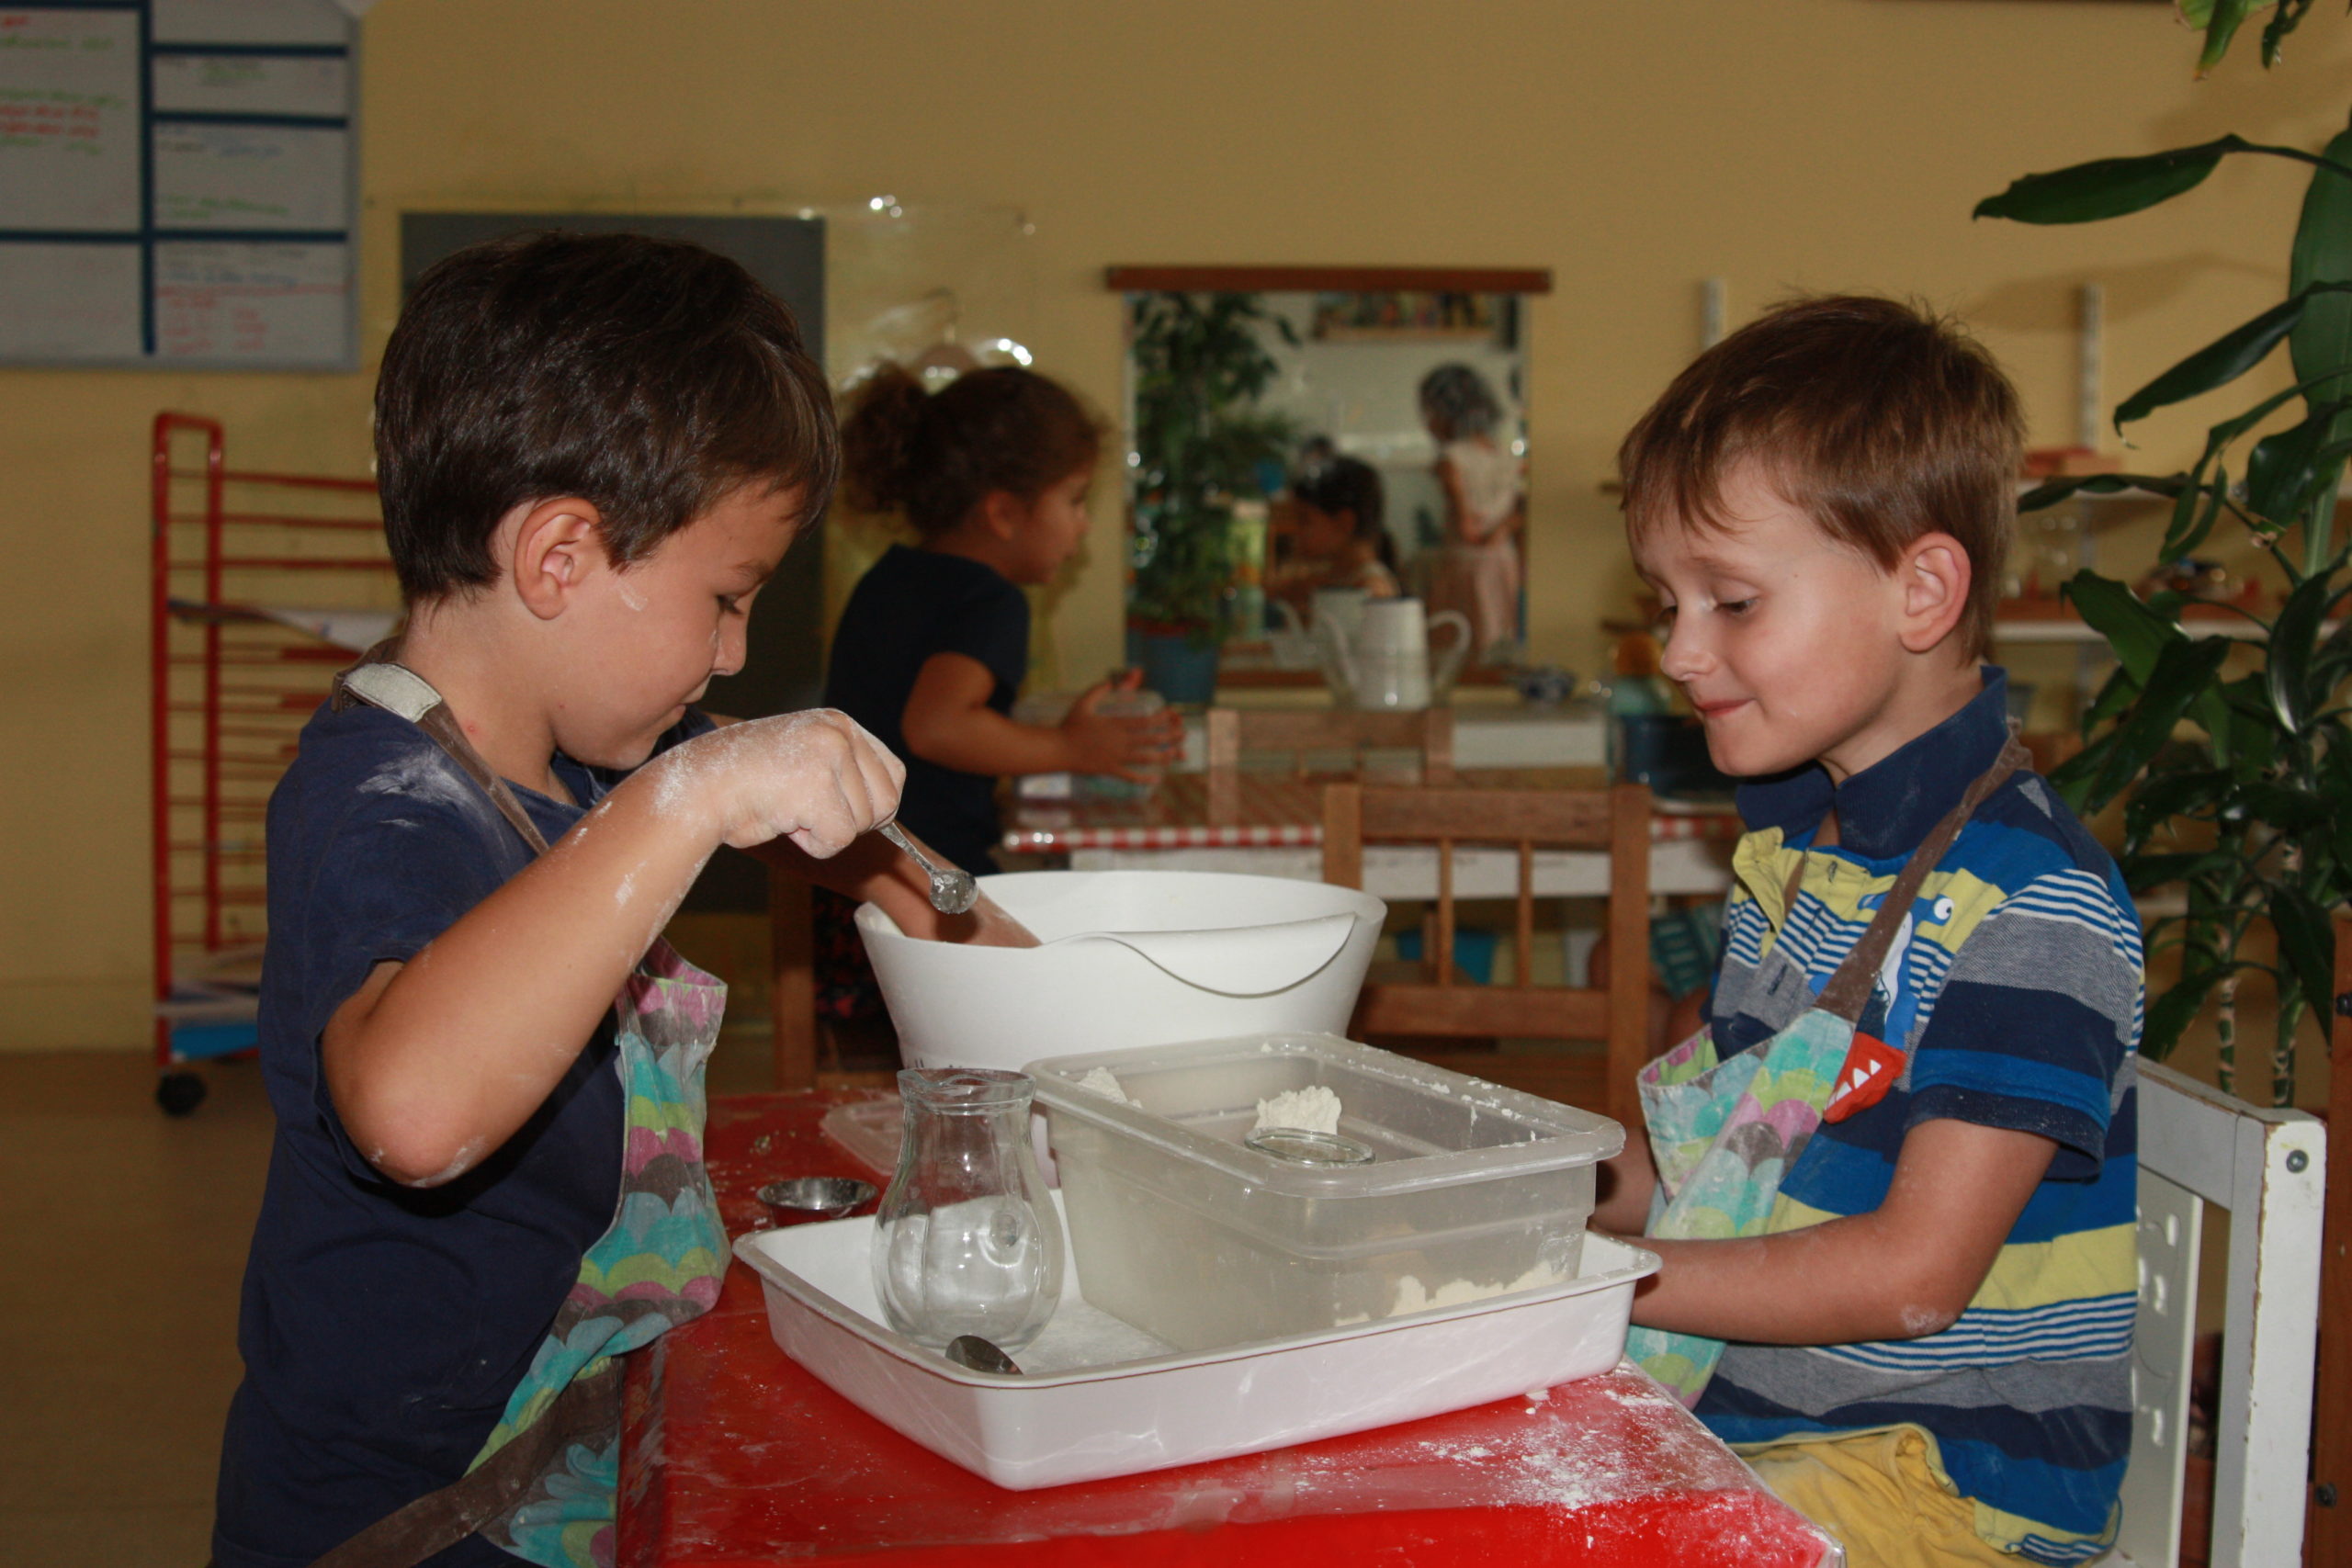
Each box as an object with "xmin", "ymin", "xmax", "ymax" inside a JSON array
[
  {"xmin": 213, "ymin": 701, "xmax": 711, "ymax": 1568},
  {"xmin": 823, "ymin": 543, "xmax": 1028, "ymax": 875}
]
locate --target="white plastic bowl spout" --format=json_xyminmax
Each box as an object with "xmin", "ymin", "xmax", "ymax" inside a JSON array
[{"xmin": 857, "ymin": 871, "xmax": 1385, "ymax": 1072}]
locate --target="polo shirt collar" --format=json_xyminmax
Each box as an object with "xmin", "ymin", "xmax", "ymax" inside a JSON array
[{"xmin": 1733, "ymin": 666, "xmax": 2009, "ymax": 861}]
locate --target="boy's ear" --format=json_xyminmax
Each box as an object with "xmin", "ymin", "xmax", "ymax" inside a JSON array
[
  {"xmin": 507, "ymin": 496, "xmax": 612, "ymax": 622},
  {"xmin": 1895, "ymin": 531, "xmax": 1973, "ymax": 656}
]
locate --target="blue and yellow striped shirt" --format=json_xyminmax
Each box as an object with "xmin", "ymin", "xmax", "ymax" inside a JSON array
[{"xmin": 1690, "ymin": 670, "xmax": 2142, "ymax": 1566}]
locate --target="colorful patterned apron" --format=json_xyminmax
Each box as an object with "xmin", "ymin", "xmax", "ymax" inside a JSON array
[
  {"xmin": 311, "ymin": 657, "xmax": 729, "ymax": 1568},
  {"xmin": 1624, "ymin": 740, "xmax": 2025, "ymax": 1408}
]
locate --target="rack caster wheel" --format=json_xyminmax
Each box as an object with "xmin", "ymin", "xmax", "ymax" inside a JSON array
[{"xmin": 156, "ymin": 1070, "xmax": 208, "ymax": 1118}]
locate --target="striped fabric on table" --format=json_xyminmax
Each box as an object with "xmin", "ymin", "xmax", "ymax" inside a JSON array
[{"xmin": 1003, "ymin": 772, "xmax": 1741, "ymax": 853}]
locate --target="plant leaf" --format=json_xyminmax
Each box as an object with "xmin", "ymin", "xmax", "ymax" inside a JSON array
[
  {"xmin": 2307, "ymin": 598, "xmax": 2352, "ymax": 690},
  {"xmin": 1975, "ymin": 140, "xmax": 2239, "ymax": 225},
  {"xmin": 2017, "ymin": 472, "xmax": 2185, "ymax": 513},
  {"xmin": 2047, "ymin": 728, "xmax": 2121, "ymax": 814},
  {"xmin": 2245, "ymin": 400, "xmax": 2352, "ymax": 524},
  {"xmin": 2267, "ymin": 560, "xmax": 2341, "ymax": 731},
  {"xmin": 2290, "ymin": 111, "xmax": 2352, "ymax": 554},
  {"xmin": 2122, "ymin": 765, "xmax": 2234, "ymax": 844},
  {"xmin": 2083, "ymin": 663, "xmax": 2143, "ymax": 733},
  {"xmin": 2238, "ymin": 779, "xmax": 2335, "ymax": 829},
  {"xmin": 2120, "ymin": 851, "xmax": 2240, "ymax": 893},
  {"xmin": 2217, "ymin": 672, "xmax": 2278, "ymax": 778},
  {"xmin": 2260, "ymin": 0, "xmax": 2320, "ymax": 67},
  {"xmin": 2063, "ymin": 571, "xmax": 2182, "ymax": 682},
  {"xmin": 2196, "ymin": 0, "xmax": 2260, "ymax": 74},
  {"xmin": 2084, "ymin": 636, "xmax": 2235, "ymax": 808},
  {"xmin": 2115, "ymin": 283, "xmax": 2352, "ymax": 429},
  {"xmin": 2142, "ymin": 964, "xmax": 2235, "ymax": 1061},
  {"xmin": 2162, "ymin": 473, "xmax": 2237, "ymax": 561},
  {"xmin": 2271, "ymin": 883, "xmax": 2338, "ymax": 1032}
]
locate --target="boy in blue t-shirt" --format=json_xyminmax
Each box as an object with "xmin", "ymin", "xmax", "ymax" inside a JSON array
[
  {"xmin": 1599, "ymin": 295, "xmax": 2141, "ymax": 1567},
  {"xmin": 212, "ymin": 232, "xmax": 1026, "ymax": 1568}
]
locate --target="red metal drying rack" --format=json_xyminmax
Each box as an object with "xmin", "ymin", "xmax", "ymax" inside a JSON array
[{"xmin": 150, "ymin": 413, "xmax": 393, "ymax": 1114}]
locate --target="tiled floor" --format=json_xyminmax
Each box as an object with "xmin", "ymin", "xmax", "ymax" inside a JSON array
[
  {"xmin": 0, "ymin": 1050, "xmax": 272, "ymax": 1566},
  {"xmin": 0, "ymin": 1026, "xmax": 782, "ymax": 1568}
]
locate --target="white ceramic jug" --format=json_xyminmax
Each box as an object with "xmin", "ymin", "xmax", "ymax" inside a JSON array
[{"xmin": 1316, "ymin": 596, "xmax": 1472, "ymax": 710}]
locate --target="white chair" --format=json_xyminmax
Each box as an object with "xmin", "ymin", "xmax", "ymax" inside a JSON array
[{"xmin": 2116, "ymin": 1059, "xmax": 2324, "ymax": 1566}]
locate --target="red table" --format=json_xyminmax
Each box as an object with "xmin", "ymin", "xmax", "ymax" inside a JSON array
[{"xmin": 618, "ymin": 1092, "xmax": 1837, "ymax": 1567}]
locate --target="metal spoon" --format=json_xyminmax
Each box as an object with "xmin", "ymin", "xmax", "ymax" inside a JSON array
[
  {"xmin": 879, "ymin": 821, "xmax": 978, "ymax": 915},
  {"xmin": 944, "ymin": 1334, "xmax": 1023, "ymax": 1376},
  {"xmin": 755, "ymin": 1176, "xmax": 876, "ymax": 1222}
]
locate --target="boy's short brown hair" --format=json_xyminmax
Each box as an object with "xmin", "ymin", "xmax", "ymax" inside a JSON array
[
  {"xmin": 1617, "ymin": 295, "xmax": 2021, "ymax": 661},
  {"xmin": 375, "ymin": 231, "xmax": 836, "ymax": 604}
]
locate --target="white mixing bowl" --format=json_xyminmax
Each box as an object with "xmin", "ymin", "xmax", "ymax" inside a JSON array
[{"xmin": 857, "ymin": 871, "xmax": 1385, "ymax": 1072}]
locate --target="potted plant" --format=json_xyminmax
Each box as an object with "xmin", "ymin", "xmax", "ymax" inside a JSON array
[
  {"xmin": 1125, "ymin": 290, "xmax": 1297, "ymax": 702},
  {"xmin": 1973, "ymin": 1, "xmax": 2350, "ymax": 1103}
]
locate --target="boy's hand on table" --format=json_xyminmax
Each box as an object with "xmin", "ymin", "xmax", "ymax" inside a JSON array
[
  {"xmin": 660, "ymin": 709, "xmax": 905, "ymax": 855},
  {"xmin": 1059, "ymin": 672, "xmax": 1184, "ymax": 781}
]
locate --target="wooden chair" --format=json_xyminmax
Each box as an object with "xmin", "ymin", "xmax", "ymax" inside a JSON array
[
  {"xmin": 2116, "ymin": 1060, "xmax": 2323, "ymax": 1567},
  {"xmin": 2304, "ymin": 910, "xmax": 2352, "ymax": 1562},
  {"xmin": 1320, "ymin": 780, "xmax": 1650, "ymax": 1131},
  {"xmin": 1204, "ymin": 705, "xmax": 1453, "ymax": 781}
]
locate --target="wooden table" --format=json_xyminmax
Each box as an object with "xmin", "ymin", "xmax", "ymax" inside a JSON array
[
  {"xmin": 1003, "ymin": 770, "xmax": 1741, "ymax": 899},
  {"xmin": 618, "ymin": 1091, "xmax": 1838, "ymax": 1568}
]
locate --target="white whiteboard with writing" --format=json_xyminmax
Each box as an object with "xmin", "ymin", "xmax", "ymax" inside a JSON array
[{"xmin": 0, "ymin": 0, "xmax": 356, "ymax": 367}]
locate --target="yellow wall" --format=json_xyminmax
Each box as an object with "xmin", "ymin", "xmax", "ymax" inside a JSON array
[{"xmin": 5, "ymin": 0, "xmax": 2346, "ymax": 1048}]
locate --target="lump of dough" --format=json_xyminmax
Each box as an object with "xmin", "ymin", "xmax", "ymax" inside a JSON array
[
  {"xmin": 1252, "ymin": 1085, "xmax": 1341, "ymax": 1135},
  {"xmin": 1077, "ymin": 1066, "xmax": 1136, "ymax": 1106}
]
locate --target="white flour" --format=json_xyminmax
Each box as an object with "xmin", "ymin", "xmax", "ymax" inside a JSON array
[
  {"xmin": 1252, "ymin": 1086, "xmax": 1341, "ymax": 1135},
  {"xmin": 1387, "ymin": 1260, "xmax": 1566, "ymax": 1316},
  {"xmin": 1076, "ymin": 1067, "xmax": 1136, "ymax": 1106}
]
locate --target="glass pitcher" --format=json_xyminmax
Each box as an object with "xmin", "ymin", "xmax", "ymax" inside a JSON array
[{"xmin": 871, "ymin": 1067, "xmax": 1066, "ymax": 1353}]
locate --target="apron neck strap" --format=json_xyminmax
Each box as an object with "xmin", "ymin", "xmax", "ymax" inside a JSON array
[
  {"xmin": 334, "ymin": 639, "xmax": 555, "ymax": 857},
  {"xmin": 1812, "ymin": 737, "xmax": 2030, "ymax": 1023}
]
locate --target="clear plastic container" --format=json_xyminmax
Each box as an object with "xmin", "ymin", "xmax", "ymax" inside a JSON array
[{"xmin": 1028, "ymin": 1033, "xmax": 1623, "ymax": 1352}]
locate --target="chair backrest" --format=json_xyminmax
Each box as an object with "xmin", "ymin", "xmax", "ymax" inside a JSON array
[
  {"xmin": 2115, "ymin": 1059, "xmax": 2324, "ymax": 1568},
  {"xmin": 1204, "ymin": 705, "xmax": 1454, "ymax": 782},
  {"xmin": 1320, "ymin": 780, "xmax": 1650, "ymax": 1130}
]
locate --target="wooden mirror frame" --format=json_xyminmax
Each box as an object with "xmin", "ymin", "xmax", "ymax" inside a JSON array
[{"xmin": 1105, "ymin": 265, "xmax": 1552, "ymax": 295}]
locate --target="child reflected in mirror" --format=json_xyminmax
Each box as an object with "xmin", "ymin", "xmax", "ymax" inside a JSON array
[{"xmin": 1268, "ymin": 452, "xmax": 1401, "ymax": 616}]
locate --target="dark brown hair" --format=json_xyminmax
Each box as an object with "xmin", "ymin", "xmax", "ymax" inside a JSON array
[
  {"xmin": 1293, "ymin": 454, "xmax": 1396, "ymax": 570},
  {"xmin": 1616, "ymin": 294, "xmax": 2021, "ymax": 661},
  {"xmin": 839, "ymin": 364, "xmax": 1102, "ymax": 536},
  {"xmin": 375, "ymin": 231, "xmax": 836, "ymax": 603}
]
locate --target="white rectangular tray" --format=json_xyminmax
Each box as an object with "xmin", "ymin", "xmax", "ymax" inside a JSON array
[{"xmin": 731, "ymin": 1195, "xmax": 1659, "ymax": 1491}]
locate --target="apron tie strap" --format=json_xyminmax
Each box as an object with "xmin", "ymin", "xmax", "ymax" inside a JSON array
[
  {"xmin": 1812, "ymin": 738, "xmax": 2029, "ymax": 1023},
  {"xmin": 334, "ymin": 642, "xmax": 552, "ymax": 856}
]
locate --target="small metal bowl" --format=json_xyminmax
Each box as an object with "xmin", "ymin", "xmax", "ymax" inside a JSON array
[
  {"xmin": 756, "ymin": 1176, "xmax": 877, "ymax": 1223},
  {"xmin": 1243, "ymin": 1128, "xmax": 1376, "ymax": 1167}
]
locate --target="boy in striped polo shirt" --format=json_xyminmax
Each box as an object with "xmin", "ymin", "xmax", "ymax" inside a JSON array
[{"xmin": 1597, "ymin": 295, "xmax": 2141, "ymax": 1567}]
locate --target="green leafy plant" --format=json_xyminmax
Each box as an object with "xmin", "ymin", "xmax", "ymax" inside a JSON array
[
  {"xmin": 1126, "ymin": 292, "xmax": 1297, "ymax": 637},
  {"xmin": 1973, "ymin": 4, "xmax": 2350, "ymax": 1103}
]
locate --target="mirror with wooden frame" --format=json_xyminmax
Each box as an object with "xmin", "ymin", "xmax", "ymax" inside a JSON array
[{"xmin": 1108, "ymin": 265, "xmax": 1552, "ymax": 699}]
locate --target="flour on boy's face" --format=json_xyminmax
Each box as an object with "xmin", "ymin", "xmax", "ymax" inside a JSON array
[
  {"xmin": 556, "ymin": 482, "xmax": 804, "ymax": 770},
  {"xmin": 1633, "ymin": 462, "xmax": 1919, "ymax": 784}
]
